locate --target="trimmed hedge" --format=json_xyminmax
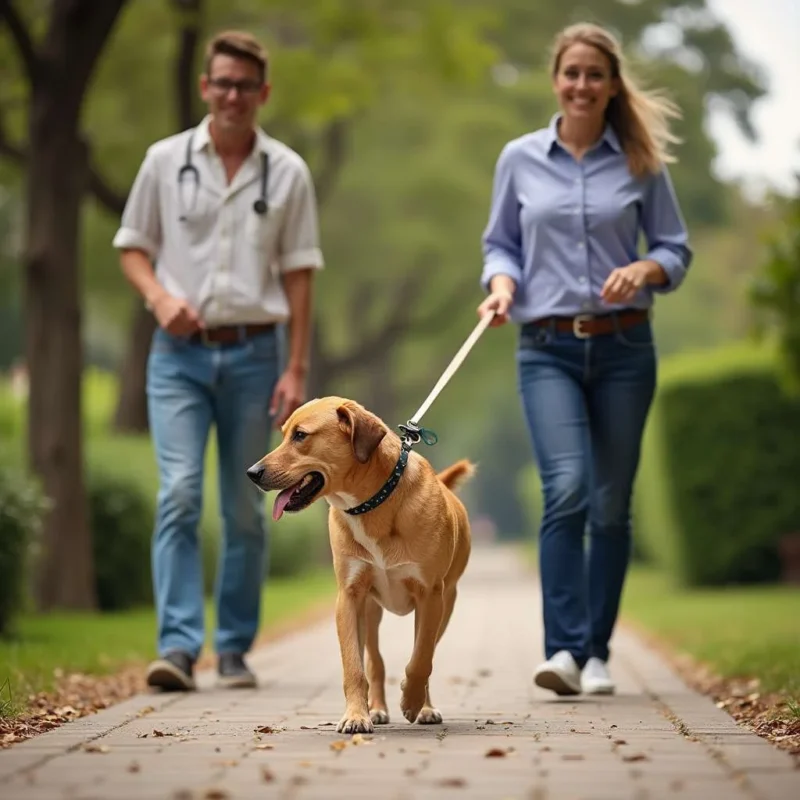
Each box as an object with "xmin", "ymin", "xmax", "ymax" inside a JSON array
[
  {"xmin": 634, "ymin": 341, "xmax": 800, "ymax": 586},
  {"xmin": 0, "ymin": 465, "xmax": 49, "ymax": 634}
]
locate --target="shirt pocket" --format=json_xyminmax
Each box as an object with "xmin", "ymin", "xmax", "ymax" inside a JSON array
[{"xmin": 245, "ymin": 203, "xmax": 285, "ymax": 251}]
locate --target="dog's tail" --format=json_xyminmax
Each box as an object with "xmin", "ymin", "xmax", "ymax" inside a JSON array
[{"xmin": 437, "ymin": 459, "xmax": 476, "ymax": 493}]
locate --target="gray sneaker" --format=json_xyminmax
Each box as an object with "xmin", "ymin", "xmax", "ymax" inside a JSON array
[
  {"xmin": 217, "ymin": 652, "xmax": 257, "ymax": 689},
  {"xmin": 146, "ymin": 650, "xmax": 196, "ymax": 692}
]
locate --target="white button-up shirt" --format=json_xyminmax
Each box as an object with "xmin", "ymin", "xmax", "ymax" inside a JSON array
[{"xmin": 112, "ymin": 115, "xmax": 324, "ymax": 326}]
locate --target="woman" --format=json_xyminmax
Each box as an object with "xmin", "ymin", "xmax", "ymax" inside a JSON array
[{"xmin": 477, "ymin": 22, "xmax": 692, "ymax": 696}]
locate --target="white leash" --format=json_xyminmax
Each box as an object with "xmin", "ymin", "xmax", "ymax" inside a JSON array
[{"xmin": 407, "ymin": 310, "xmax": 496, "ymax": 430}]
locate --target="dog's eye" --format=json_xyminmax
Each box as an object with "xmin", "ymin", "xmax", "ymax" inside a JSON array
[{"xmin": 292, "ymin": 429, "xmax": 308, "ymax": 443}]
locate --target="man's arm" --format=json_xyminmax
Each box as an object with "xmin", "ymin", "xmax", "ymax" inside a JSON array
[{"xmin": 282, "ymin": 267, "xmax": 314, "ymax": 376}]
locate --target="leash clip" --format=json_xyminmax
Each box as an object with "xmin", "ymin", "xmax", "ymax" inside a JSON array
[{"xmin": 397, "ymin": 420, "xmax": 438, "ymax": 451}]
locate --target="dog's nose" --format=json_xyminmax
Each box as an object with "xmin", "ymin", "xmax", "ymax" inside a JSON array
[{"xmin": 246, "ymin": 464, "xmax": 265, "ymax": 484}]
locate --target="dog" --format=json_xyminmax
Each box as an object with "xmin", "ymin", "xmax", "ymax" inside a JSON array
[{"xmin": 246, "ymin": 396, "xmax": 474, "ymax": 734}]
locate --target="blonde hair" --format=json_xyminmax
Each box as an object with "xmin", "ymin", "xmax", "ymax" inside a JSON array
[
  {"xmin": 205, "ymin": 30, "xmax": 269, "ymax": 83},
  {"xmin": 550, "ymin": 22, "xmax": 682, "ymax": 177}
]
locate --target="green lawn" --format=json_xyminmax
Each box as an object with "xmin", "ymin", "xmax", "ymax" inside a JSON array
[
  {"xmin": 0, "ymin": 569, "xmax": 336, "ymax": 719},
  {"xmin": 620, "ymin": 565, "xmax": 800, "ymax": 700}
]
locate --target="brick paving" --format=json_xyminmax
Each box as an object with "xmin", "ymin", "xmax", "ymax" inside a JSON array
[{"xmin": 0, "ymin": 545, "xmax": 797, "ymax": 800}]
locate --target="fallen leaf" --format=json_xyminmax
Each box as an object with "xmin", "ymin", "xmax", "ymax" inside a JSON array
[
  {"xmin": 613, "ymin": 739, "xmax": 628, "ymax": 745},
  {"xmin": 204, "ymin": 790, "xmax": 230, "ymax": 799},
  {"xmin": 439, "ymin": 777, "xmax": 467, "ymax": 787},
  {"xmin": 330, "ymin": 740, "xmax": 348, "ymax": 752},
  {"xmin": 82, "ymin": 743, "xmax": 110, "ymax": 753},
  {"xmin": 152, "ymin": 729, "xmax": 172, "ymax": 737},
  {"xmin": 254, "ymin": 744, "xmax": 274, "ymax": 751},
  {"xmin": 299, "ymin": 725, "xmax": 315, "ymax": 730},
  {"xmin": 261, "ymin": 767, "xmax": 275, "ymax": 783},
  {"xmin": 128, "ymin": 761, "xmax": 141, "ymax": 773},
  {"xmin": 485, "ymin": 747, "xmax": 508, "ymax": 758},
  {"xmin": 255, "ymin": 725, "xmax": 279, "ymax": 734},
  {"xmin": 318, "ymin": 721, "xmax": 335, "ymax": 726},
  {"xmin": 622, "ymin": 753, "xmax": 649, "ymax": 762},
  {"xmin": 212, "ymin": 759, "xmax": 238, "ymax": 767},
  {"xmin": 351, "ymin": 733, "xmax": 372, "ymax": 745}
]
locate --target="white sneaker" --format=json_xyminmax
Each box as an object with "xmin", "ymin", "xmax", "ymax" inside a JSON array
[
  {"xmin": 533, "ymin": 650, "xmax": 582, "ymax": 696},
  {"xmin": 581, "ymin": 657, "xmax": 615, "ymax": 695}
]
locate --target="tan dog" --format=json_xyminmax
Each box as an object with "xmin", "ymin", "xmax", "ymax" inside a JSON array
[{"xmin": 246, "ymin": 396, "xmax": 474, "ymax": 733}]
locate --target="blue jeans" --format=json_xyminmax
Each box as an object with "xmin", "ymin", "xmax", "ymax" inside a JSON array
[
  {"xmin": 146, "ymin": 326, "xmax": 280, "ymax": 660},
  {"xmin": 516, "ymin": 316, "xmax": 656, "ymax": 666}
]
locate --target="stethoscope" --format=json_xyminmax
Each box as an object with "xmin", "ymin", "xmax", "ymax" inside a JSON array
[{"xmin": 177, "ymin": 128, "xmax": 269, "ymax": 222}]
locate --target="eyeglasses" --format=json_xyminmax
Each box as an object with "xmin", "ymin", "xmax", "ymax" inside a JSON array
[{"xmin": 207, "ymin": 77, "xmax": 263, "ymax": 96}]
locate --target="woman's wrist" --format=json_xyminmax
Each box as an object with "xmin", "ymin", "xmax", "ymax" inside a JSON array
[{"xmin": 490, "ymin": 276, "xmax": 516, "ymax": 299}]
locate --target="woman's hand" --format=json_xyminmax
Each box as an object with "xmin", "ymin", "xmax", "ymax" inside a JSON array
[
  {"xmin": 601, "ymin": 260, "xmax": 663, "ymax": 304},
  {"xmin": 477, "ymin": 289, "xmax": 514, "ymax": 327},
  {"xmin": 478, "ymin": 277, "xmax": 516, "ymax": 327}
]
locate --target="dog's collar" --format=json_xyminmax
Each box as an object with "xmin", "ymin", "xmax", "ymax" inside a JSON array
[{"xmin": 343, "ymin": 447, "xmax": 409, "ymax": 516}]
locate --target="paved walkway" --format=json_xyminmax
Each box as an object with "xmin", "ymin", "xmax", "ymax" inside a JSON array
[{"xmin": 1, "ymin": 546, "xmax": 797, "ymax": 800}]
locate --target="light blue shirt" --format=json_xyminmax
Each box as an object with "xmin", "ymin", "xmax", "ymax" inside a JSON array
[{"xmin": 480, "ymin": 114, "xmax": 692, "ymax": 323}]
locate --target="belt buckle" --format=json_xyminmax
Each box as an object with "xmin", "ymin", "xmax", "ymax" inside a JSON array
[
  {"xmin": 572, "ymin": 313, "xmax": 593, "ymax": 339},
  {"xmin": 199, "ymin": 328, "xmax": 221, "ymax": 347}
]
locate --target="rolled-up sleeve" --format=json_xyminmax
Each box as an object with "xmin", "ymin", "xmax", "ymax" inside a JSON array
[
  {"xmin": 480, "ymin": 143, "xmax": 523, "ymax": 292},
  {"xmin": 642, "ymin": 165, "xmax": 692, "ymax": 293},
  {"xmin": 278, "ymin": 161, "xmax": 324, "ymax": 273},
  {"xmin": 112, "ymin": 146, "xmax": 162, "ymax": 260}
]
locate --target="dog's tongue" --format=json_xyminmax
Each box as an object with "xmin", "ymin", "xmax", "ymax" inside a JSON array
[{"xmin": 272, "ymin": 481, "xmax": 301, "ymax": 521}]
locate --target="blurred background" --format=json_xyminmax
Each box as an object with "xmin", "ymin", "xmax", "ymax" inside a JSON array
[{"xmin": 0, "ymin": 0, "xmax": 799, "ymax": 627}]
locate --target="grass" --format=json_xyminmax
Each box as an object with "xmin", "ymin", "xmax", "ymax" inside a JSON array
[
  {"xmin": 620, "ymin": 564, "xmax": 800, "ymax": 700},
  {"xmin": 0, "ymin": 569, "xmax": 336, "ymax": 719}
]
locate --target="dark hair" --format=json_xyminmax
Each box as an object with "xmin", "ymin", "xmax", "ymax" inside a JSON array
[
  {"xmin": 204, "ymin": 30, "xmax": 268, "ymax": 83},
  {"xmin": 550, "ymin": 22, "xmax": 682, "ymax": 177}
]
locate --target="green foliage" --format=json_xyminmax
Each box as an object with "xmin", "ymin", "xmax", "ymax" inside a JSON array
[
  {"xmin": 87, "ymin": 470, "xmax": 154, "ymax": 611},
  {"xmin": 0, "ymin": 466, "xmax": 50, "ymax": 635},
  {"xmin": 635, "ymin": 342, "xmax": 800, "ymax": 586},
  {"xmin": 748, "ymin": 178, "xmax": 800, "ymax": 394}
]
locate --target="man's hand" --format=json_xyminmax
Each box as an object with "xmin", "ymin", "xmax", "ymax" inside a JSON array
[
  {"xmin": 270, "ymin": 365, "xmax": 306, "ymax": 428},
  {"xmin": 152, "ymin": 293, "xmax": 203, "ymax": 336},
  {"xmin": 601, "ymin": 260, "xmax": 666, "ymax": 304}
]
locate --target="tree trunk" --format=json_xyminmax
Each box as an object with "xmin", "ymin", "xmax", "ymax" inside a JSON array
[
  {"xmin": 25, "ymin": 88, "xmax": 94, "ymax": 610},
  {"xmin": 17, "ymin": 0, "xmax": 129, "ymax": 610},
  {"xmin": 112, "ymin": 304, "xmax": 156, "ymax": 432}
]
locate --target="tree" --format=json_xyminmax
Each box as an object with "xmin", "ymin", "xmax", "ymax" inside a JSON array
[
  {"xmin": 748, "ymin": 174, "xmax": 800, "ymax": 394},
  {"xmin": 0, "ymin": 0, "xmax": 129, "ymax": 609}
]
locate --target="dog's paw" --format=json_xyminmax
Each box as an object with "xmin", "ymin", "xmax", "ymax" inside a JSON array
[
  {"xmin": 369, "ymin": 707, "xmax": 390, "ymax": 725},
  {"xmin": 336, "ymin": 712, "xmax": 374, "ymax": 735},
  {"xmin": 415, "ymin": 706, "xmax": 443, "ymax": 725},
  {"xmin": 400, "ymin": 679, "xmax": 427, "ymax": 724}
]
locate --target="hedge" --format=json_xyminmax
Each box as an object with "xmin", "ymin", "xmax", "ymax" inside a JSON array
[{"xmin": 634, "ymin": 340, "xmax": 800, "ymax": 586}]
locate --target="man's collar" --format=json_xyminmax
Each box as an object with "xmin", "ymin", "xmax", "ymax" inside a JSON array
[
  {"xmin": 191, "ymin": 114, "xmax": 271, "ymax": 156},
  {"xmin": 545, "ymin": 112, "xmax": 622, "ymax": 156}
]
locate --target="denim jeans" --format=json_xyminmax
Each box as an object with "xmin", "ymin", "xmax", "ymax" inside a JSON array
[
  {"xmin": 516, "ymin": 316, "xmax": 656, "ymax": 667},
  {"xmin": 146, "ymin": 326, "xmax": 280, "ymax": 659}
]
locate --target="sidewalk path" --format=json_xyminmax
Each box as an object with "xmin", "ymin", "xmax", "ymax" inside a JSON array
[{"xmin": 1, "ymin": 546, "xmax": 797, "ymax": 800}]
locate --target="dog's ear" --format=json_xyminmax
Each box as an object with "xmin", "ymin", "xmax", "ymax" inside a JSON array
[{"xmin": 336, "ymin": 402, "xmax": 386, "ymax": 464}]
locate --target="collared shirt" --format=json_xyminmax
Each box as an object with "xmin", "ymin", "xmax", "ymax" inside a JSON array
[
  {"xmin": 480, "ymin": 114, "xmax": 692, "ymax": 323},
  {"xmin": 112, "ymin": 115, "xmax": 324, "ymax": 326}
]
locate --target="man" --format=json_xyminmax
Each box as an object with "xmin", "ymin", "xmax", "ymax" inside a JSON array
[{"xmin": 113, "ymin": 30, "xmax": 323, "ymax": 691}]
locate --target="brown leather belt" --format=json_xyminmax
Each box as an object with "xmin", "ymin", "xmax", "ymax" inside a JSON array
[
  {"xmin": 528, "ymin": 308, "xmax": 649, "ymax": 339},
  {"xmin": 189, "ymin": 322, "xmax": 275, "ymax": 346}
]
